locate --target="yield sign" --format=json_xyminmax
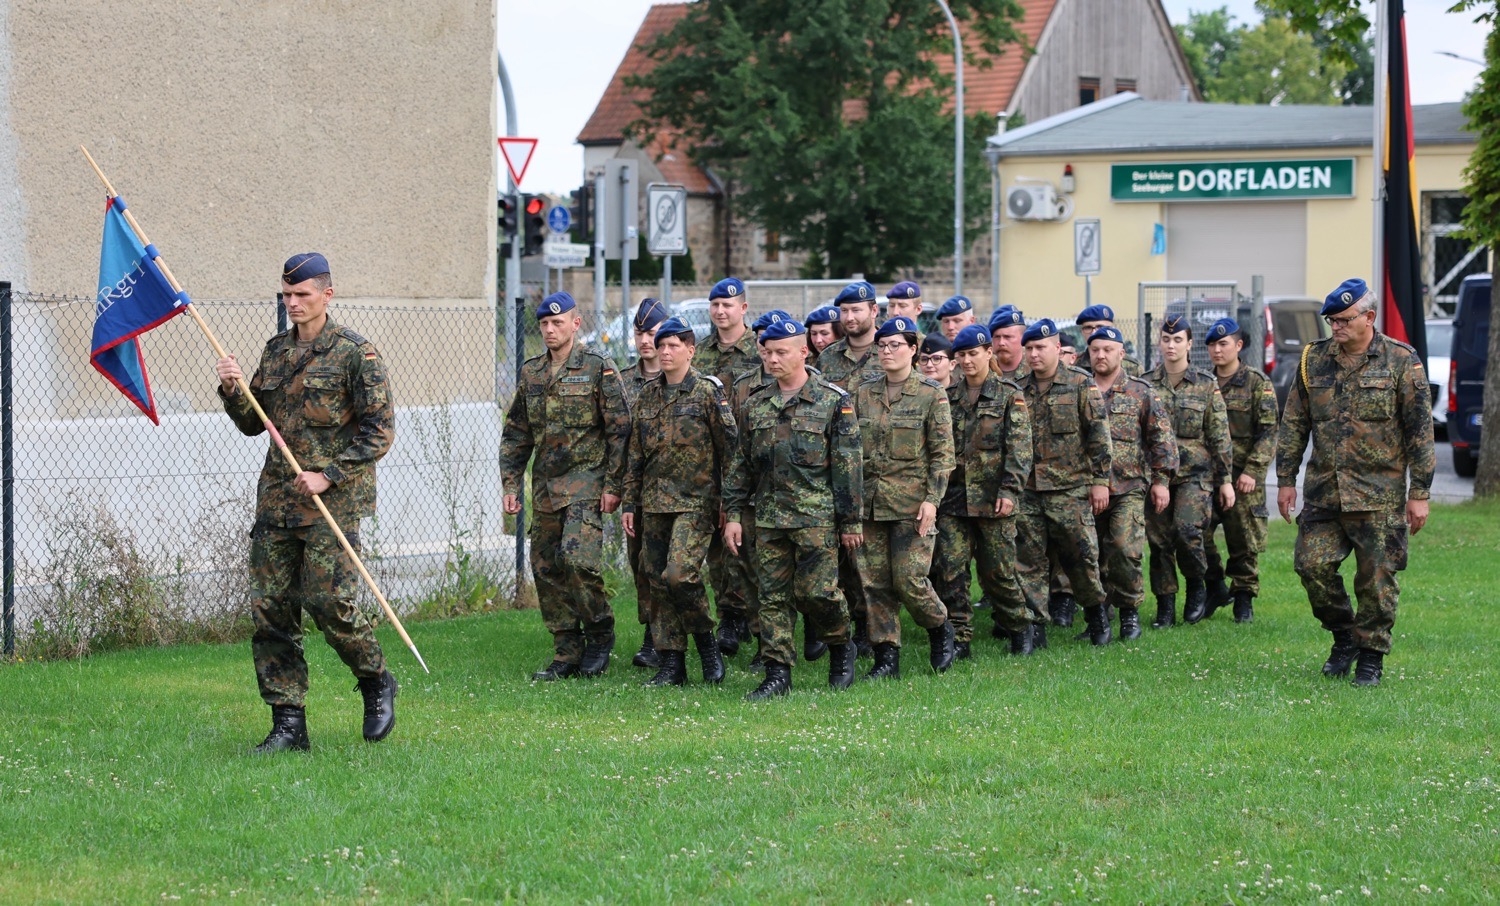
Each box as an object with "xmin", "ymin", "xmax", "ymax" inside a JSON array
[{"xmin": 497, "ymin": 137, "xmax": 538, "ymax": 187}]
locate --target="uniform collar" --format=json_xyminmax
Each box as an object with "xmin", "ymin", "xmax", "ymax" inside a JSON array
[
  {"xmin": 1324, "ymin": 331, "xmax": 1387, "ymax": 360},
  {"xmin": 284, "ymin": 317, "xmax": 340, "ymax": 353}
]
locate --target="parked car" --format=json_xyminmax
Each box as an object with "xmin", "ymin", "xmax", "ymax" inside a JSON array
[
  {"xmin": 1426, "ymin": 318, "xmax": 1453, "ymax": 435},
  {"xmin": 671, "ymin": 297, "xmax": 715, "ymax": 343},
  {"xmin": 1449, "ymin": 274, "xmax": 1489, "ymax": 478},
  {"xmin": 1160, "ymin": 295, "xmax": 1327, "ymax": 408},
  {"xmin": 580, "ymin": 311, "xmax": 638, "ymax": 362}
]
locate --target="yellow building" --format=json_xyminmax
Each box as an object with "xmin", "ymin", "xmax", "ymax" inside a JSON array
[{"xmin": 985, "ymin": 93, "xmax": 1483, "ymax": 321}]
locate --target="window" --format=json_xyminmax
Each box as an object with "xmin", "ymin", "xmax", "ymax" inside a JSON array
[
  {"xmin": 1115, "ymin": 78, "xmax": 1136, "ymax": 94},
  {"xmin": 1423, "ymin": 192, "xmax": 1489, "ymax": 314},
  {"xmin": 764, "ymin": 230, "xmax": 780, "ymax": 263},
  {"xmin": 1079, "ymin": 78, "xmax": 1099, "ymax": 106}
]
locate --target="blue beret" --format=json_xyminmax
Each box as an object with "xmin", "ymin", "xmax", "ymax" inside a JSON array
[
  {"xmin": 875, "ymin": 316, "xmax": 919, "ymax": 340},
  {"xmin": 1322, "ymin": 278, "xmax": 1370, "ymax": 316},
  {"xmin": 1161, "ymin": 313, "xmax": 1190, "ymax": 335},
  {"xmin": 634, "ymin": 297, "xmax": 668, "ymax": 332},
  {"xmin": 282, "ymin": 252, "xmax": 330, "ymax": 283},
  {"xmin": 804, "ymin": 305, "xmax": 840, "ymax": 325},
  {"xmin": 1205, "ymin": 318, "xmax": 1241, "ymax": 343},
  {"xmin": 752, "ymin": 309, "xmax": 795, "ymax": 332},
  {"xmin": 887, "ymin": 281, "xmax": 921, "ymax": 300},
  {"xmin": 937, "ymin": 295, "xmax": 973, "ymax": 318},
  {"xmin": 989, "ymin": 307, "xmax": 1026, "ymax": 331},
  {"xmin": 920, "ymin": 333, "xmax": 952, "ymax": 357},
  {"xmin": 653, "ymin": 316, "xmax": 694, "ymax": 344},
  {"xmin": 1088, "ymin": 326, "xmax": 1125, "ymax": 346},
  {"xmin": 951, "ymin": 325, "xmax": 991, "ymax": 354},
  {"xmin": 759, "ymin": 319, "xmax": 806, "ymax": 343},
  {"xmin": 536, "ymin": 291, "xmax": 577, "ymax": 319},
  {"xmin": 710, "ymin": 277, "xmax": 746, "ymax": 301},
  {"xmin": 1076, "ymin": 304, "xmax": 1115, "ymax": 324},
  {"xmin": 1021, "ymin": 318, "xmax": 1058, "ymax": 345},
  {"xmin": 834, "ymin": 281, "xmax": 877, "ymax": 306}
]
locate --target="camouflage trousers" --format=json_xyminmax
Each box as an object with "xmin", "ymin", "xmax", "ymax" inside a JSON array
[
  {"xmin": 1016, "ymin": 490, "xmax": 1106, "ymax": 623},
  {"xmin": 531, "ymin": 500, "xmax": 613, "ymax": 664},
  {"xmin": 933, "ymin": 514, "xmax": 1029, "ymax": 640},
  {"xmin": 639, "ymin": 510, "xmax": 717, "ymax": 652},
  {"xmin": 250, "ymin": 522, "xmax": 385, "ymax": 708},
  {"xmin": 1295, "ymin": 509, "xmax": 1409, "ymax": 654},
  {"xmin": 626, "ymin": 517, "xmax": 654, "ymax": 628},
  {"xmin": 708, "ymin": 527, "xmax": 751, "ymax": 624},
  {"xmin": 1205, "ymin": 485, "xmax": 1269, "ymax": 596},
  {"xmin": 755, "ymin": 526, "xmax": 851, "ymax": 667},
  {"xmin": 1096, "ymin": 490, "xmax": 1147, "ymax": 610},
  {"xmin": 725, "ymin": 507, "xmax": 762, "ymax": 633},
  {"xmin": 839, "ymin": 545, "xmax": 867, "ymax": 626},
  {"xmin": 1146, "ymin": 480, "xmax": 1212, "ymax": 597},
  {"xmin": 856, "ymin": 520, "xmax": 949, "ymax": 647}
]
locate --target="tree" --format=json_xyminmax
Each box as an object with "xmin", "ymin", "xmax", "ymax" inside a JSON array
[
  {"xmin": 1175, "ymin": 7, "xmax": 1244, "ymax": 98},
  {"xmin": 626, "ymin": 0, "xmax": 1025, "ymax": 281},
  {"xmin": 1176, "ymin": 6, "xmax": 1349, "ymax": 105}
]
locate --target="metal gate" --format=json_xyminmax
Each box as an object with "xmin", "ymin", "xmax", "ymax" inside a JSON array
[{"xmin": 1137, "ymin": 280, "xmax": 1264, "ymax": 374}]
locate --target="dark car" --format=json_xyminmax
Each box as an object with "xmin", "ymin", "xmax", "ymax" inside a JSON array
[
  {"xmin": 1448, "ymin": 274, "xmax": 1489, "ymax": 478},
  {"xmin": 1158, "ymin": 296, "xmax": 1327, "ymax": 407}
]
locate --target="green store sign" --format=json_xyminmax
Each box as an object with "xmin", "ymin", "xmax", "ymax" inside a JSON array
[{"xmin": 1110, "ymin": 158, "xmax": 1356, "ymax": 202}]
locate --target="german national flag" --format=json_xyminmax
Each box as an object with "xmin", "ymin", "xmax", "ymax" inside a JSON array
[{"xmin": 1381, "ymin": 0, "xmax": 1427, "ymax": 364}]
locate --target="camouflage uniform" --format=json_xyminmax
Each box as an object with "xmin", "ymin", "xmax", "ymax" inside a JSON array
[
  {"xmin": 500, "ymin": 342, "xmax": 631, "ymax": 664},
  {"xmin": 1016, "ymin": 366, "xmax": 1112, "ymax": 624},
  {"xmin": 853, "ymin": 372, "xmax": 956, "ymax": 646},
  {"xmin": 1277, "ymin": 334, "xmax": 1435, "ymax": 654},
  {"xmin": 620, "ymin": 359, "xmax": 661, "ymax": 631},
  {"xmin": 724, "ymin": 376, "xmax": 862, "ymax": 667},
  {"xmin": 815, "ymin": 338, "xmax": 885, "ymax": 630},
  {"xmin": 935, "ymin": 374, "xmax": 1033, "ymax": 640},
  {"xmin": 1142, "ymin": 365, "xmax": 1232, "ymax": 597},
  {"xmin": 624, "ymin": 369, "xmax": 737, "ymax": 652},
  {"xmin": 696, "ymin": 329, "xmax": 761, "ymax": 630},
  {"xmin": 219, "ymin": 318, "xmax": 394, "ymax": 708},
  {"xmin": 1205, "ymin": 365, "xmax": 1279, "ymax": 596},
  {"xmin": 990, "ymin": 359, "xmax": 1028, "ymax": 383},
  {"xmin": 728, "ymin": 365, "xmax": 776, "ymax": 635},
  {"xmin": 1097, "ymin": 375, "xmax": 1179, "ymax": 611}
]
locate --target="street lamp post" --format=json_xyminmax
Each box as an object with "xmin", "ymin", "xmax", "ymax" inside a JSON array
[{"xmin": 936, "ymin": 0, "xmax": 963, "ymax": 295}]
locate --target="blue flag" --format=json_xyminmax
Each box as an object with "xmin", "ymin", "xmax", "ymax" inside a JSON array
[
  {"xmin": 92, "ymin": 195, "xmax": 191, "ymax": 424},
  {"xmin": 1150, "ymin": 223, "xmax": 1167, "ymax": 256}
]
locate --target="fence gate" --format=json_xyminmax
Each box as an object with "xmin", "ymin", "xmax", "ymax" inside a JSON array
[{"xmin": 1137, "ymin": 280, "xmax": 1257, "ymax": 373}]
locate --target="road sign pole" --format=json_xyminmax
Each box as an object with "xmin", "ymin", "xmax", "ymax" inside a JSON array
[
  {"xmin": 620, "ymin": 164, "xmax": 632, "ymax": 324},
  {"xmin": 1085, "ymin": 274, "xmax": 1092, "ymax": 307},
  {"xmin": 594, "ymin": 172, "xmax": 606, "ymax": 337},
  {"xmin": 664, "ymin": 255, "xmax": 673, "ymax": 309}
]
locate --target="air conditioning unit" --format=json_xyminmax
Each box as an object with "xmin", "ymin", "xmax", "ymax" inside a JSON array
[{"xmin": 1007, "ymin": 183, "xmax": 1064, "ymax": 221}]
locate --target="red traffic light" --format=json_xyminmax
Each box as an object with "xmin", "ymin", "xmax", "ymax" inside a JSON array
[{"xmin": 525, "ymin": 196, "xmax": 546, "ymax": 216}]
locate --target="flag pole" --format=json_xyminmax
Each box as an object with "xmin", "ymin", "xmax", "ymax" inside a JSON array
[
  {"xmin": 80, "ymin": 146, "xmax": 430, "ymax": 674},
  {"xmin": 1372, "ymin": 0, "xmax": 1388, "ymax": 332}
]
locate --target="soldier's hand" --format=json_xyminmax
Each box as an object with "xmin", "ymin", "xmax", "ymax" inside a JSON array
[
  {"xmin": 1277, "ymin": 486, "xmax": 1298, "ymax": 523},
  {"xmin": 916, "ymin": 502, "xmax": 937, "ymax": 538},
  {"xmin": 1235, "ymin": 473, "xmax": 1256, "ymax": 496},
  {"xmin": 1218, "ymin": 483, "xmax": 1236, "ymax": 510},
  {"xmin": 1089, "ymin": 485, "xmax": 1109, "ymax": 516},
  {"xmin": 215, "ymin": 355, "xmax": 242, "ymax": 394},
  {"xmin": 503, "ymin": 494, "xmax": 522, "ymax": 515},
  {"xmin": 1149, "ymin": 483, "xmax": 1170, "ymax": 514},
  {"xmin": 601, "ymin": 493, "xmax": 621, "ymax": 514},
  {"xmin": 622, "ymin": 511, "xmax": 636, "ymax": 538},
  {"xmin": 293, "ymin": 471, "xmax": 331, "ymax": 496},
  {"xmin": 723, "ymin": 521, "xmax": 742, "ymax": 556},
  {"xmin": 840, "ymin": 532, "xmax": 864, "ymax": 550},
  {"xmin": 1406, "ymin": 498, "xmax": 1430, "ymax": 535},
  {"xmin": 995, "ymin": 496, "xmax": 1015, "ymax": 517}
]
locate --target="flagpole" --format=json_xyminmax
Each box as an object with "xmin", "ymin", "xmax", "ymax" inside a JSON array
[
  {"xmin": 1373, "ymin": 0, "xmax": 1388, "ymax": 331},
  {"xmin": 80, "ymin": 146, "xmax": 430, "ymax": 674}
]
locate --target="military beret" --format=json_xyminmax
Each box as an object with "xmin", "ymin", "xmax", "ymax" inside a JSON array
[
  {"xmin": 1021, "ymin": 318, "xmax": 1058, "ymax": 345},
  {"xmin": 804, "ymin": 305, "xmax": 840, "ymax": 325},
  {"xmin": 1160, "ymin": 313, "xmax": 1190, "ymax": 335},
  {"xmin": 536, "ymin": 291, "xmax": 577, "ymax": 319},
  {"xmin": 634, "ymin": 297, "xmax": 668, "ymax": 332},
  {"xmin": 1088, "ymin": 325, "xmax": 1125, "ymax": 346},
  {"xmin": 752, "ymin": 309, "xmax": 795, "ymax": 332},
  {"xmin": 834, "ymin": 281, "xmax": 877, "ymax": 306},
  {"xmin": 951, "ymin": 325, "xmax": 991, "ymax": 354},
  {"xmin": 875, "ymin": 316, "xmax": 918, "ymax": 340},
  {"xmin": 759, "ymin": 318, "xmax": 806, "ymax": 343},
  {"xmin": 1076, "ymin": 304, "xmax": 1115, "ymax": 324},
  {"xmin": 653, "ymin": 316, "xmax": 695, "ymax": 344},
  {"xmin": 282, "ymin": 252, "xmax": 330, "ymax": 284},
  {"xmin": 709, "ymin": 277, "xmax": 746, "ymax": 301},
  {"xmin": 919, "ymin": 333, "xmax": 952, "ymax": 357},
  {"xmin": 937, "ymin": 295, "xmax": 973, "ymax": 319},
  {"xmin": 1322, "ymin": 277, "xmax": 1370, "ymax": 316},
  {"xmin": 989, "ymin": 307, "xmax": 1026, "ymax": 331},
  {"xmin": 887, "ymin": 281, "xmax": 921, "ymax": 300},
  {"xmin": 1206, "ymin": 317, "xmax": 1241, "ymax": 343}
]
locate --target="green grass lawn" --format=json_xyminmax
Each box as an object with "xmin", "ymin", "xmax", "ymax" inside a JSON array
[{"xmin": 2, "ymin": 502, "xmax": 1497, "ymax": 904}]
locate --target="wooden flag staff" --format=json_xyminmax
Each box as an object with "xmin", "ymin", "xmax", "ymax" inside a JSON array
[{"xmin": 80, "ymin": 146, "xmax": 430, "ymax": 674}]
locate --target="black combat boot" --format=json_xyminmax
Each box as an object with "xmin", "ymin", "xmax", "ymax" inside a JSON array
[
  {"xmin": 694, "ymin": 632, "xmax": 726, "ymax": 685},
  {"xmin": 865, "ymin": 643, "xmax": 901, "ymax": 680},
  {"xmin": 804, "ymin": 636, "xmax": 828, "ymax": 662},
  {"xmin": 746, "ymin": 661, "xmax": 791, "ymax": 701},
  {"xmin": 355, "ymin": 670, "xmax": 398, "ymax": 742},
  {"xmin": 1083, "ymin": 605, "xmax": 1112, "ymax": 647},
  {"xmin": 1183, "ymin": 578, "xmax": 1209, "ymax": 624},
  {"xmin": 1232, "ymin": 592, "xmax": 1254, "ymax": 624},
  {"xmin": 645, "ymin": 649, "xmax": 687, "ymax": 687},
  {"xmin": 928, "ymin": 621, "xmax": 956, "ymax": 673},
  {"xmin": 1151, "ymin": 596, "xmax": 1177, "ymax": 629},
  {"xmin": 1352, "ymin": 649, "xmax": 1384, "ymax": 687},
  {"xmin": 1321, "ymin": 628, "xmax": 1358, "ymax": 677},
  {"xmin": 747, "ymin": 637, "xmax": 766, "ymax": 672},
  {"xmin": 716, "ymin": 617, "xmax": 741, "ymax": 657},
  {"xmin": 853, "ymin": 614, "xmax": 873, "ymax": 659},
  {"xmin": 990, "ymin": 620, "xmax": 1009, "ymax": 640},
  {"xmin": 1008, "ymin": 623, "xmax": 1035, "ymax": 656},
  {"xmin": 1033, "ymin": 623, "xmax": 1049, "ymax": 649},
  {"xmin": 1119, "ymin": 606, "xmax": 1142, "ymax": 640},
  {"xmin": 827, "ymin": 641, "xmax": 857, "ymax": 690},
  {"xmin": 1050, "ymin": 593, "xmax": 1077, "ymax": 628},
  {"xmin": 632, "ymin": 626, "xmax": 660, "ymax": 668},
  {"xmin": 579, "ymin": 624, "xmax": 615, "ymax": 678},
  {"xmin": 954, "ymin": 639, "xmax": 972, "ymax": 660},
  {"xmin": 1204, "ymin": 576, "xmax": 1231, "ymax": 619},
  {"xmin": 252, "ymin": 705, "xmax": 310, "ymax": 754},
  {"xmin": 531, "ymin": 659, "xmax": 580, "ymax": 681}
]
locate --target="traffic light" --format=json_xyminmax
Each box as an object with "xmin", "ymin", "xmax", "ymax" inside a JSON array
[
  {"xmin": 522, "ymin": 193, "xmax": 547, "ymax": 257},
  {"xmin": 569, "ymin": 184, "xmax": 591, "ymax": 242},
  {"xmin": 498, "ymin": 193, "xmax": 519, "ymax": 256}
]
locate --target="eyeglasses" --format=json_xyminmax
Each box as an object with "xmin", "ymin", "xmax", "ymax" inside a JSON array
[
  {"xmin": 918, "ymin": 355, "xmax": 950, "ymax": 365},
  {"xmin": 876, "ymin": 340, "xmax": 911, "ymax": 352},
  {"xmin": 1325, "ymin": 311, "xmax": 1367, "ymax": 326}
]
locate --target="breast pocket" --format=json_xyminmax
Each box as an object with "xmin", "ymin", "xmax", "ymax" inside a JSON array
[
  {"xmin": 975, "ymin": 405, "xmax": 1005, "ymax": 451},
  {"xmin": 791, "ymin": 416, "xmax": 827, "ymax": 467},
  {"xmin": 890, "ymin": 416, "xmax": 924, "ymax": 460},
  {"xmin": 749, "ymin": 414, "xmax": 777, "ymax": 463},
  {"xmin": 1307, "ymin": 378, "xmax": 1337, "ymax": 422},
  {"xmin": 1174, "ymin": 398, "xmax": 1206, "ymax": 439},
  {"xmin": 671, "ymin": 401, "xmax": 706, "ymax": 444},
  {"xmin": 1354, "ymin": 377, "xmax": 1395, "ymax": 420},
  {"xmin": 1109, "ymin": 397, "xmax": 1140, "ymax": 444},
  {"xmin": 1224, "ymin": 397, "xmax": 1253, "ymax": 435},
  {"xmin": 1050, "ymin": 391, "xmax": 1079, "ymax": 435},
  {"xmin": 302, "ymin": 368, "xmax": 344, "ymax": 427},
  {"xmin": 550, "ymin": 382, "xmax": 596, "ymax": 427}
]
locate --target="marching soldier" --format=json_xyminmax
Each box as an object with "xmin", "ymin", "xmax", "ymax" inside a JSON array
[
  {"xmin": 852, "ymin": 317, "xmax": 957, "ymax": 678},
  {"xmin": 937, "ymin": 295, "xmax": 976, "ymax": 341},
  {"xmin": 1202, "ymin": 318, "xmax": 1279, "ymax": 624},
  {"xmin": 1077, "ymin": 304, "xmax": 1142, "ymax": 376},
  {"xmin": 1142, "ymin": 315, "xmax": 1235, "ymax": 628},
  {"xmin": 917, "ymin": 333, "xmax": 955, "ymax": 388},
  {"xmin": 501, "ymin": 291, "xmax": 631, "ymax": 680},
  {"xmin": 621, "ymin": 298, "xmax": 668, "ymax": 669},
  {"xmin": 988, "ymin": 308, "xmax": 1029, "ymax": 382},
  {"xmin": 1277, "ymin": 279, "xmax": 1434, "ymax": 687},
  {"xmin": 886, "ymin": 281, "xmax": 925, "ymax": 330},
  {"xmin": 724, "ymin": 319, "xmax": 862, "ymax": 700},
  {"xmin": 622, "ymin": 317, "xmax": 737, "ymax": 687},
  {"xmin": 805, "ymin": 305, "xmax": 843, "ymax": 356}
]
